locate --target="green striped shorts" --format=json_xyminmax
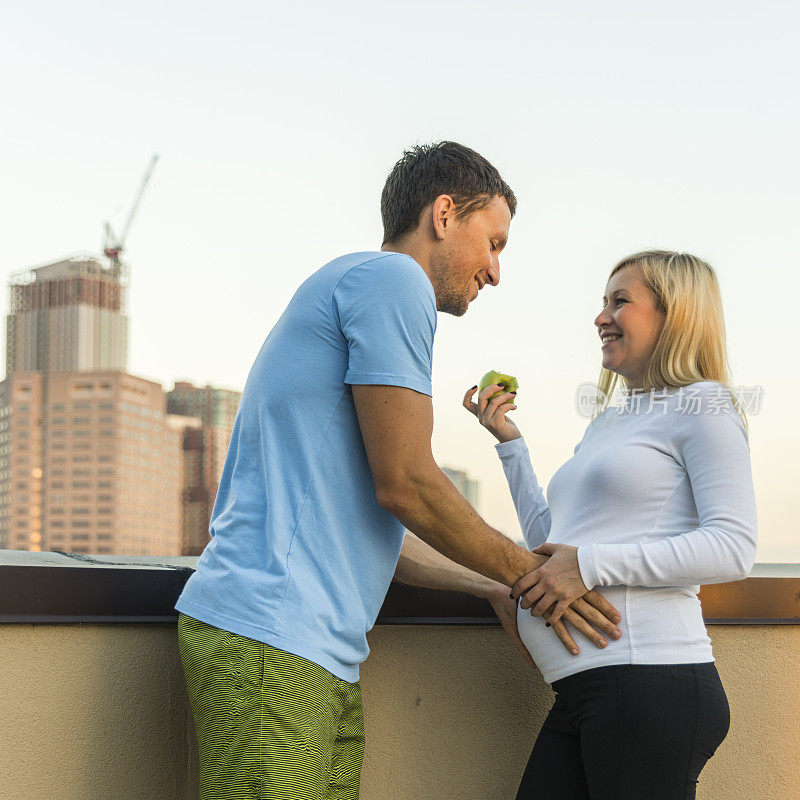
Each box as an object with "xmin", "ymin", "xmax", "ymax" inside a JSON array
[{"xmin": 177, "ymin": 612, "xmax": 365, "ymax": 799}]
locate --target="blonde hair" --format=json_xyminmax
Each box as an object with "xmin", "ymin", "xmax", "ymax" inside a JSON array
[{"xmin": 595, "ymin": 249, "xmax": 747, "ymax": 431}]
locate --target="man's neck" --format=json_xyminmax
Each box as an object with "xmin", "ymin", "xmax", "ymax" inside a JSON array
[{"xmin": 381, "ymin": 238, "xmax": 434, "ymax": 285}]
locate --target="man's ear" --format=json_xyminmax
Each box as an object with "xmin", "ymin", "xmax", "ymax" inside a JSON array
[{"xmin": 431, "ymin": 194, "xmax": 455, "ymax": 241}]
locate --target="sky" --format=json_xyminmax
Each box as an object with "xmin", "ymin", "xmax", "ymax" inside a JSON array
[{"xmin": 1, "ymin": 1, "xmax": 798, "ymax": 561}]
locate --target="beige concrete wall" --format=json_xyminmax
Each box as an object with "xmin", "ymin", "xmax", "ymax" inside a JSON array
[
  {"xmin": 0, "ymin": 623, "xmax": 797, "ymax": 799},
  {"xmin": 0, "ymin": 623, "xmax": 197, "ymax": 799},
  {"xmin": 361, "ymin": 625, "xmax": 800, "ymax": 799}
]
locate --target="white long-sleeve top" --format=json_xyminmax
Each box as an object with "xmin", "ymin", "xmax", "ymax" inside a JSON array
[{"xmin": 495, "ymin": 380, "xmax": 758, "ymax": 685}]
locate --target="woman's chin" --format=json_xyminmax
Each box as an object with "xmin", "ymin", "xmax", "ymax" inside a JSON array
[
  {"xmin": 601, "ymin": 361, "xmax": 616, "ymax": 374},
  {"xmin": 601, "ymin": 359, "xmax": 622, "ymax": 375}
]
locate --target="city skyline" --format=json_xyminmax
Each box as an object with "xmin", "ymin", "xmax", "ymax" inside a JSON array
[{"xmin": 0, "ymin": 249, "xmax": 242, "ymax": 556}]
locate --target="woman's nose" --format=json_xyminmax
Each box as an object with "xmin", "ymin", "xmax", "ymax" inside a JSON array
[{"xmin": 594, "ymin": 307, "xmax": 610, "ymax": 327}]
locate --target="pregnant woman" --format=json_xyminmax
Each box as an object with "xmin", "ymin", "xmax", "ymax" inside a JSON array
[{"xmin": 464, "ymin": 250, "xmax": 757, "ymax": 799}]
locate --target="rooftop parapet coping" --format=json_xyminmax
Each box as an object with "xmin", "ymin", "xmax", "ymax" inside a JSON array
[{"xmin": 1, "ymin": 550, "xmax": 798, "ymax": 625}]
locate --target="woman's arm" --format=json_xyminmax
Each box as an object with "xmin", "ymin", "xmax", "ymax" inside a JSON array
[
  {"xmin": 496, "ymin": 426, "xmax": 594, "ymax": 549},
  {"xmin": 577, "ymin": 391, "xmax": 758, "ymax": 590},
  {"xmin": 495, "ymin": 436, "xmax": 552, "ymax": 548}
]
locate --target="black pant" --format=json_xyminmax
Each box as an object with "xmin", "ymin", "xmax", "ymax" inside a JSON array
[{"xmin": 515, "ymin": 662, "xmax": 730, "ymax": 800}]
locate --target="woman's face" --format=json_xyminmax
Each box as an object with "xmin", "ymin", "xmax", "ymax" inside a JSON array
[{"xmin": 594, "ymin": 264, "xmax": 666, "ymax": 389}]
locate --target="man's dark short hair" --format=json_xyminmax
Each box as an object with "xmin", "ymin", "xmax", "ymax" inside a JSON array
[{"xmin": 380, "ymin": 141, "xmax": 517, "ymax": 245}]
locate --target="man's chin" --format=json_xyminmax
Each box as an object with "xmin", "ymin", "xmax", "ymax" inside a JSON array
[
  {"xmin": 437, "ymin": 296, "xmax": 470, "ymax": 316},
  {"xmin": 453, "ymin": 301, "xmax": 470, "ymax": 317}
]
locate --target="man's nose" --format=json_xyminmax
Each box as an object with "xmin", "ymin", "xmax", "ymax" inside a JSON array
[{"xmin": 484, "ymin": 262, "xmax": 500, "ymax": 287}]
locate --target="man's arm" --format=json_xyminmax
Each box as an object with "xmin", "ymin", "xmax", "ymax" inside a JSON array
[
  {"xmin": 352, "ymin": 384, "xmax": 622, "ymax": 653},
  {"xmin": 394, "ymin": 532, "xmax": 539, "ymax": 668},
  {"xmin": 353, "ymin": 384, "xmax": 544, "ymax": 585},
  {"xmin": 394, "ymin": 529, "xmax": 507, "ymax": 598}
]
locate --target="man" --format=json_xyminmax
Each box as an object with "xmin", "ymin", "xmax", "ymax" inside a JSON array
[{"xmin": 175, "ymin": 141, "xmax": 622, "ymax": 800}]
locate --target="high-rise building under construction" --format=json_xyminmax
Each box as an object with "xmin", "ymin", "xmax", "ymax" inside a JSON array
[
  {"xmin": 0, "ymin": 248, "xmax": 238, "ymax": 555},
  {"xmin": 6, "ymin": 255, "xmax": 129, "ymax": 374}
]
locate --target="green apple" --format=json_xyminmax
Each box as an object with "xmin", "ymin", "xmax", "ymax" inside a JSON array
[{"xmin": 478, "ymin": 370, "xmax": 519, "ymax": 403}]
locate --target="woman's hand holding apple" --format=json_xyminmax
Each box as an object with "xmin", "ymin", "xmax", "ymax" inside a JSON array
[{"xmin": 462, "ymin": 381, "xmax": 521, "ymax": 443}]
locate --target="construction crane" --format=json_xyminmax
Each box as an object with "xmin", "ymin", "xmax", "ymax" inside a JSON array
[{"xmin": 103, "ymin": 153, "xmax": 159, "ymax": 284}]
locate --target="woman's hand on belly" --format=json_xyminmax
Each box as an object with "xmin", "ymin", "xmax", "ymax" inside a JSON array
[
  {"xmin": 510, "ymin": 542, "xmax": 623, "ymax": 654},
  {"xmin": 511, "ymin": 542, "xmax": 590, "ymax": 625}
]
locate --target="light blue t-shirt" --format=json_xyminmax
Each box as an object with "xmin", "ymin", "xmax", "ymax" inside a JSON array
[{"xmin": 174, "ymin": 251, "xmax": 437, "ymax": 682}]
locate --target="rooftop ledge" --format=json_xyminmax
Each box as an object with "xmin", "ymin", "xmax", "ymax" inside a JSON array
[{"xmin": 1, "ymin": 550, "xmax": 798, "ymax": 624}]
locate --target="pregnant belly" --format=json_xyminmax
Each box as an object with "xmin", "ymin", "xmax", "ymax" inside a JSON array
[{"xmin": 516, "ymin": 586, "xmax": 630, "ymax": 669}]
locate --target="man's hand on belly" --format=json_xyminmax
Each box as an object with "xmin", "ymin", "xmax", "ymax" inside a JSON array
[{"xmin": 486, "ymin": 588, "xmax": 537, "ymax": 670}]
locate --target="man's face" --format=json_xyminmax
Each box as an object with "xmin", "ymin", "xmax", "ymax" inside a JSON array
[{"xmin": 431, "ymin": 194, "xmax": 511, "ymax": 316}]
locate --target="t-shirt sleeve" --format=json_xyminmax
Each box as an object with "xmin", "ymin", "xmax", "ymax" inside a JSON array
[
  {"xmin": 332, "ymin": 254, "xmax": 437, "ymax": 396},
  {"xmin": 577, "ymin": 383, "xmax": 758, "ymax": 589}
]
